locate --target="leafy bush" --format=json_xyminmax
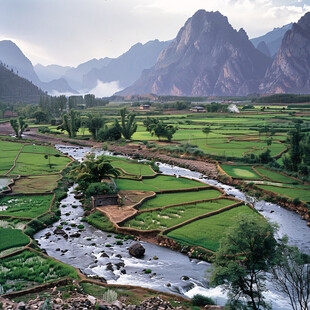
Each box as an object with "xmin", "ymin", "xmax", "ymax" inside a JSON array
[
  {"xmin": 192, "ymin": 294, "xmax": 215, "ymax": 306},
  {"xmin": 85, "ymin": 182, "xmax": 115, "ymax": 197}
]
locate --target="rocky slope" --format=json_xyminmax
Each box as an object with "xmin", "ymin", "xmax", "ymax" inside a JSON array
[
  {"xmin": 118, "ymin": 10, "xmax": 272, "ymax": 97},
  {"xmin": 259, "ymin": 12, "xmax": 310, "ymax": 94}
]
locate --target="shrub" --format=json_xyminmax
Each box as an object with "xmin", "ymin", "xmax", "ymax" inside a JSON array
[
  {"xmin": 85, "ymin": 182, "xmax": 115, "ymax": 198},
  {"xmin": 144, "ymin": 269, "xmax": 152, "ymax": 274},
  {"xmin": 102, "ymin": 289, "xmax": 118, "ymax": 303},
  {"xmin": 192, "ymin": 294, "xmax": 216, "ymax": 306}
]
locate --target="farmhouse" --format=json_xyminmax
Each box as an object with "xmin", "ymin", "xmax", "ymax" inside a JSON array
[
  {"xmin": 140, "ymin": 104, "xmax": 151, "ymax": 110},
  {"xmin": 190, "ymin": 106, "xmax": 206, "ymax": 113}
]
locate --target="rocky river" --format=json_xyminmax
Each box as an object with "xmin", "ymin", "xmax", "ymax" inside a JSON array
[{"xmin": 34, "ymin": 145, "xmax": 310, "ymax": 309}]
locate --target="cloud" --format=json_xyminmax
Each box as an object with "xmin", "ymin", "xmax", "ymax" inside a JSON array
[{"xmin": 87, "ymin": 80, "xmax": 122, "ymax": 98}]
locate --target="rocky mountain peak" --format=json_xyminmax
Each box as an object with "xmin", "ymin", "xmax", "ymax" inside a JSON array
[
  {"xmin": 259, "ymin": 11, "xmax": 310, "ymax": 94},
  {"xmin": 118, "ymin": 10, "xmax": 271, "ymax": 96}
]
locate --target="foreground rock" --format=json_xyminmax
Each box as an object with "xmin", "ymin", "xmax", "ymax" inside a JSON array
[
  {"xmin": 128, "ymin": 243, "xmax": 145, "ymax": 258},
  {"xmin": 0, "ymin": 294, "xmax": 200, "ymax": 310}
]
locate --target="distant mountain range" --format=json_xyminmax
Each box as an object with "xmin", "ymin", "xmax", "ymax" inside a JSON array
[{"xmin": 0, "ymin": 10, "xmax": 309, "ymax": 100}]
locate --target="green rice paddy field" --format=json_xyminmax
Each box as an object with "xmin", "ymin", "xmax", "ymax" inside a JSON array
[
  {"xmin": 139, "ymin": 189, "xmax": 222, "ymax": 210},
  {"xmin": 0, "ymin": 228, "xmax": 30, "ymax": 251},
  {"xmin": 0, "ymin": 195, "xmax": 52, "ymax": 218},
  {"xmin": 257, "ymin": 185, "xmax": 310, "ymax": 202},
  {"xmin": 167, "ymin": 205, "xmax": 258, "ymax": 252},
  {"xmin": 124, "ymin": 198, "xmax": 236, "ymax": 231}
]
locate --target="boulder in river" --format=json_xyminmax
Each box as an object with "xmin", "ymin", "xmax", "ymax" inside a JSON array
[
  {"xmin": 54, "ymin": 228, "xmax": 68, "ymax": 239},
  {"xmin": 128, "ymin": 243, "xmax": 145, "ymax": 258}
]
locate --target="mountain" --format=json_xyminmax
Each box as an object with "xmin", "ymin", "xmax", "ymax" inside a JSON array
[
  {"xmin": 259, "ymin": 12, "xmax": 310, "ymax": 94},
  {"xmin": 0, "ymin": 40, "xmax": 78, "ymax": 94},
  {"xmin": 83, "ymin": 39, "xmax": 171, "ymax": 90},
  {"xmin": 34, "ymin": 64, "xmax": 72, "ymax": 82},
  {"xmin": 63, "ymin": 58, "xmax": 112, "ymax": 90},
  {"xmin": 251, "ymin": 23, "xmax": 293, "ymax": 57},
  {"xmin": 41, "ymin": 78, "xmax": 78, "ymax": 94},
  {"xmin": 0, "ymin": 64, "xmax": 45, "ymax": 103},
  {"xmin": 256, "ymin": 41, "xmax": 271, "ymax": 58},
  {"xmin": 118, "ymin": 10, "xmax": 272, "ymax": 97},
  {"xmin": 0, "ymin": 40, "xmax": 41, "ymax": 85}
]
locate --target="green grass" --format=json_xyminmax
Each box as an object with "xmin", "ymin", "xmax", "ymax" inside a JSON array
[
  {"xmin": 167, "ymin": 205, "xmax": 257, "ymax": 252},
  {"xmin": 123, "ymin": 199, "xmax": 235, "ymax": 230},
  {"xmin": 139, "ymin": 189, "xmax": 222, "ymax": 210},
  {"xmin": 0, "ymin": 151, "xmax": 19, "ymax": 173},
  {"xmin": 255, "ymin": 167, "xmax": 299, "ymax": 184},
  {"xmin": 0, "ymin": 140, "xmax": 24, "ymax": 151},
  {"xmin": 0, "ymin": 228, "xmax": 30, "ymax": 252},
  {"xmin": 221, "ymin": 165, "xmax": 262, "ymax": 179},
  {"xmin": 0, "ymin": 195, "xmax": 52, "ymax": 218},
  {"xmin": 22, "ymin": 144, "xmax": 60, "ymax": 154},
  {"xmin": 12, "ymin": 175, "xmax": 60, "ymax": 193},
  {"xmin": 10, "ymin": 153, "xmax": 71, "ymax": 175},
  {"xmin": 257, "ymin": 185, "xmax": 310, "ymax": 202},
  {"xmin": 87, "ymin": 211, "xmax": 115, "ymax": 232},
  {"xmin": 0, "ymin": 250, "xmax": 79, "ymax": 293},
  {"xmin": 115, "ymin": 175, "xmax": 207, "ymax": 192},
  {"xmin": 111, "ymin": 159, "xmax": 155, "ymax": 176}
]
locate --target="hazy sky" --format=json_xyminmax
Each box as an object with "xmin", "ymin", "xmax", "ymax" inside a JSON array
[{"xmin": 0, "ymin": 0, "xmax": 309, "ymax": 67}]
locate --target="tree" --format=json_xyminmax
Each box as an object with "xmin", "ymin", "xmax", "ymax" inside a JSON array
[
  {"xmin": 283, "ymin": 124, "xmax": 304, "ymax": 172},
  {"xmin": 143, "ymin": 117, "xmax": 178, "ymax": 142},
  {"xmin": 271, "ymin": 239, "xmax": 310, "ymax": 310},
  {"xmin": 87, "ymin": 113, "xmax": 105, "ymax": 140},
  {"xmin": 10, "ymin": 117, "xmax": 28, "ymax": 138},
  {"xmin": 57, "ymin": 110, "xmax": 81, "ymax": 138},
  {"xmin": 71, "ymin": 154, "xmax": 120, "ymax": 192},
  {"xmin": 202, "ymin": 125, "xmax": 211, "ymax": 145},
  {"xmin": 210, "ymin": 215, "xmax": 277, "ymax": 310},
  {"xmin": 33, "ymin": 110, "xmax": 48, "ymax": 123},
  {"xmin": 115, "ymin": 108, "xmax": 137, "ymax": 140},
  {"xmin": 97, "ymin": 120, "xmax": 122, "ymax": 142}
]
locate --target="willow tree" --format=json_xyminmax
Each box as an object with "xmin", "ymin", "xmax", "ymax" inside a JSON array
[{"xmin": 115, "ymin": 108, "xmax": 137, "ymax": 140}]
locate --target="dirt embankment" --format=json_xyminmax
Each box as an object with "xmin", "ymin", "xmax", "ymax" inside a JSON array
[{"xmin": 108, "ymin": 144, "xmax": 218, "ymax": 178}]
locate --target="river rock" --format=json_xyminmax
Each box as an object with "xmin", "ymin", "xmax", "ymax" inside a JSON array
[
  {"xmin": 106, "ymin": 262, "xmax": 114, "ymax": 271},
  {"xmin": 70, "ymin": 232, "xmax": 81, "ymax": 238},
  {"xmin": 100, "ymin": 251, "xmax": 109, "ymax": 258},
  {"xmin": 54, "ymin": 228, "xmax": 68, "ymax": 239},
  {"xmin": 128, "ymin": 243, "xmax": 145, "ymax": 258},
  {"xmin": 74, "ymin": 193, "xmax": 83, "ymax": 199}
]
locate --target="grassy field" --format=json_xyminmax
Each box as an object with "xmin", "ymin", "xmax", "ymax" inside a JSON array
[
  {"xmin": 255, "ymin": 167, "xmax": 299, "ymax": 184},
  {"xmin": 110, "ymin": 159, "xmax": 155, "ymax": 176},
  {"xmin": 221, "ymin": 165, "xmax": 262, "ymax": 179},
  {"xmin": 257, "ymin": 185, "xmax": 310, "ymax": 202},
  {"xmin": 0, "ymin": 195, "xmax": 52, "ymax": 218},
  {"xmin": 22, "ymin": 144, "xmax": 59, "ymax": 154},
  {"xmin": 123, "ymin": 198, "xmax": 235, "ymax": 230},
  {"xmin": 86, "ymin": 211, "xmax": 115, "ymax": 232},
  {"xmin": 10, "ymin": 153, "xmax": 71, "ymax": 175},
  {"xmin": 167, "ymin": 205, "xmax": 257, "ymax": 251},
  {"xmin": 115, "ymin": 175, "xmax": 207, "ymax": 191},
  {"xmin": 139, "ymin": 189, "xmax": 222, "ymax": 210},
  {"xmin": 0, "ymin": 228, "xmax": 30, "ymax": 252},
  {"xmin": 12, "ymin": 175, "xmax": 60, "ymax": 193},
  {"xmin": 0, "ymin": 250, "xmax": 79, "ymax": 293}
]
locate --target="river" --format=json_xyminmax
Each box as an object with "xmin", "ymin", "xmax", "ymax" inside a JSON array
[{"xmin": 34, "ymin": 145, "xmax": 310, "ymax": 309}]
